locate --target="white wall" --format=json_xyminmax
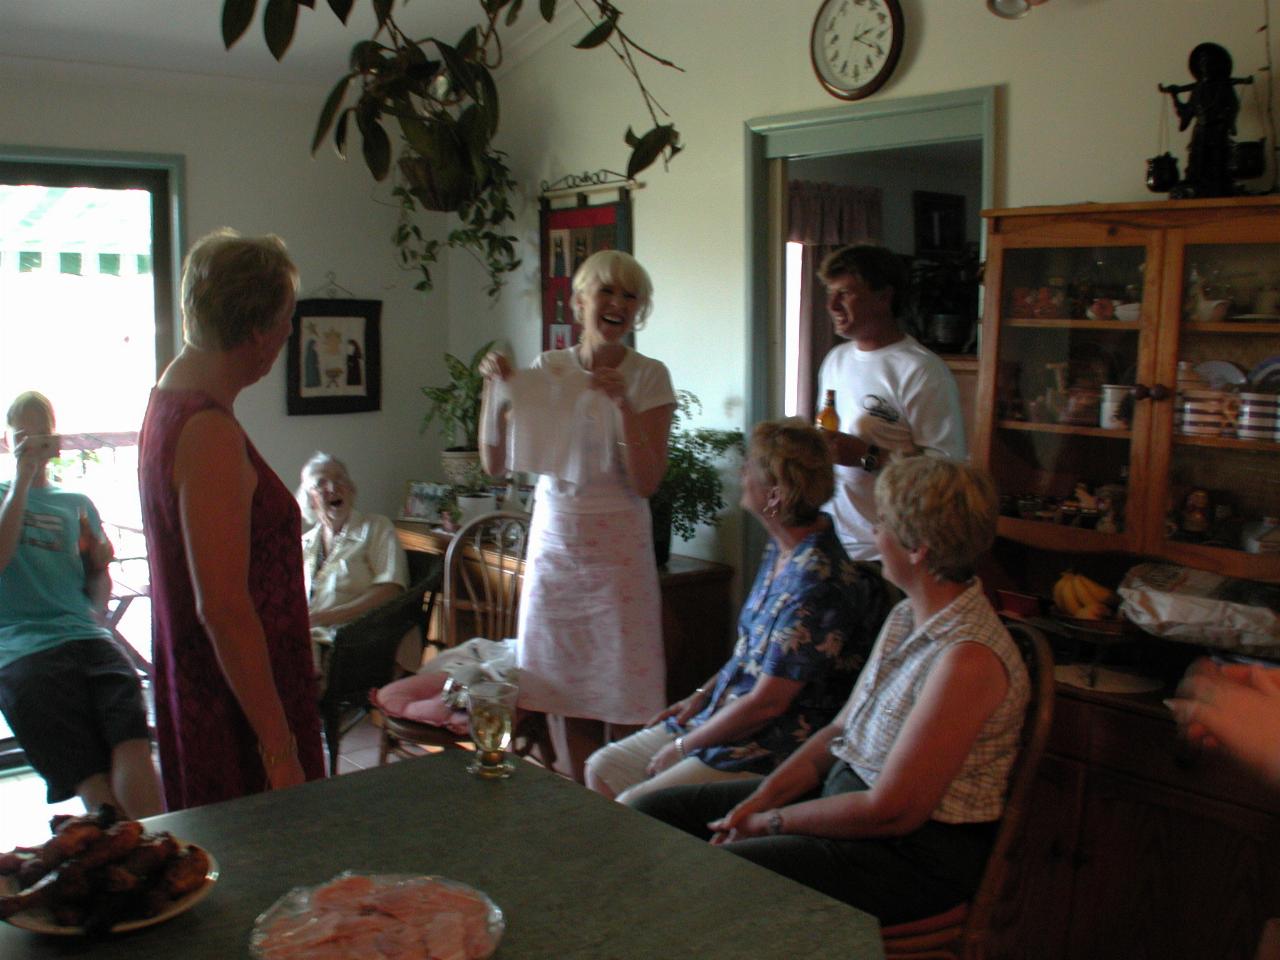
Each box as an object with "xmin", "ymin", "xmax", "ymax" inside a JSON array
[
  {"xmin": 465, "ymin": 0, "xmax": 1278, "ymax": 565},
  {"xmin": 0, "ymin": 58, "xmax": 454, "ymax": 520}
]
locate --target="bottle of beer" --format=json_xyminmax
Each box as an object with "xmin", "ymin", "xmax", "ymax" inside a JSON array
[{"xmin": 815, "ymin": 389, "xmax": 839, "ymax": 432}]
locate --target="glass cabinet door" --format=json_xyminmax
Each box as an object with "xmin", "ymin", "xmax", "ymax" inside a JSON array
[
  {"xmin": 1155, "ymin": 237, "xmax": 1280, "ymax": 576},
  {"xmin": 988, "ymin": 242, "xmax": 1151, "ymax": 553}
]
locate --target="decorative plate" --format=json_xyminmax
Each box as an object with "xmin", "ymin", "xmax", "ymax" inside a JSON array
[
  {"xmin": 1193, "ymin": 360, "xmax": 1246, "ymax": 390},
  {"xmin": 1, "ymin": 842, "xmax": 218, "ymax": 936},
  {"xmin": 1249, "ymin": 356, "xmax": 1280, "ymax": 391}
]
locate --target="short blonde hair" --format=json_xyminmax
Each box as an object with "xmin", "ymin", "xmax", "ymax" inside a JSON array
[
  {"xmin": 6, "ymin": 391, "xmax": 55, "ymax": 430},
  {"xmin": 181, "ymin": 228, "xmax": 299, "ymax": 350},
  {"xmin": 874, "ymin": 456, "xmax": 997, "ymax": 582},
  {"xmin": 570, "ymin": 250, "xmax": 654, "ymax": 328},
  {"xmin": 749, "ymin": 418, "xmax": 834, "ymax": 526}
]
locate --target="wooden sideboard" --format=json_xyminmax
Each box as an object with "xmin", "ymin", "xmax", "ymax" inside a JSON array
[
  {"xmin": 991, "ymin": 681, "xmax": 1280, "ymax": 960},
  {"xmin": 395, "ymin": 521, "xmax": 735, "ymax": 703}
]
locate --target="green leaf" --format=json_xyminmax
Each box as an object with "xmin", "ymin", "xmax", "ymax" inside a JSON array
[
  {"xmin": 626, "ymin": 123, "xmax": 677, "ymax": 178},
  {"xmin": 263, "ymin": 0, "xmax": 299, "ymax": 61},
  {"xmin": 296, "ymin": 0, "xmax": 314, "ymax": 8},
  {"xmin": 349, "ymin": 39, "xmax": 384, "ymax": 71},
  {"xmin": 334, "ymin": 109, "xmax": 350, "ymax": 158},
  {"xmin": 574, "ymin": 16, "xmax": 616, "ymax": 49},
  {"xmin": 505, "ymin": 0, "xmax": 524, "ymax": 27},
  {"xmin": 325, "ymin": 0, "xmax": 353, "ymax": 22},
  {"xmin": 624, "ymin": 126, "xmax": 640, "ymax": 148},
  {"xmin": 372, "ymin": 0, "xmax": 393, "ymax": 26},
  {"xmin": 457, "ymin": 26, "xmax": 480, "ymax": 61},
  {"xmin": 356, "ymin": 108, "xmax": 392, "ymax": 180},
  {"xmin": 221, "ymin": 0, "xmax": 257, "ymax": 49},
  {"xmin": 475, "ymin": 66, "xmax": 500, "ymax": 137},
  {"xmin": 311, "ymin": 76, "xmax": 351, "ymax": 155},
  {"xmin": 435, "ymin": 40, "xmax": 478, "ymax": 102},
  {"xmin": 539, "ymin": 0, "xmax": 556, "ymax": 21}
]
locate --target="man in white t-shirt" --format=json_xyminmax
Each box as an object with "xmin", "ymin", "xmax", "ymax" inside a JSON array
[{"xmin": 815, "ymin": 244, "xmax": 966, "ymax": 561}]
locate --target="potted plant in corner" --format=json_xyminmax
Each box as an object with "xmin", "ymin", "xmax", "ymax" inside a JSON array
[
  {"xmin": 421, "ymin": 340, "xmax": 496, "ymax": 485},
  {"xmin": 651, "ymin": 391, "xmax": 744, "ymax": 566}
]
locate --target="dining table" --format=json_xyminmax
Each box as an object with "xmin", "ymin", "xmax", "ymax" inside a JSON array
[{"xmin": 1, "ymin": 750, "xmax": 884, "ymax": 958}]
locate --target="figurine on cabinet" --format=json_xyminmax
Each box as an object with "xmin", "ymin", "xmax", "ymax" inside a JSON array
[
  {"xmin": 1158, "ymin": 43, "xmax": 1255, "ymax": 198},
  {"xmin": 1095, "ymin": 483, "xmax": 1126, "ymax": 535},
  {"xmin": 1181, "ymin": 487, "xmax": 1212, "ymax": 536}
]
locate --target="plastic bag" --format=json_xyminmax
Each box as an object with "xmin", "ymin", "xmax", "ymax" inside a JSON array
[{"xmin": 1118, "ymin": 562, "xmax": 1280, "ymax": 654}]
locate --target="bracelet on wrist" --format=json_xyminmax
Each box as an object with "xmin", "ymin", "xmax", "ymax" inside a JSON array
[
  {"xmin": 674, "ymin": 735, "xmax": 688, "ymax": 759},
  {"xmin": 766, "ymin": 809, "xmax": 784, "ymax": 836},
  {"xmin": 259, "ymin": 733, "xmax": 297, "ymax": 770}
]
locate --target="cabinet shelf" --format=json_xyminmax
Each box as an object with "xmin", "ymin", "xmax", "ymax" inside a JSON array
[
  {"xmin": 1172, "ymin": 434, "xmax": 1279, "ymax": 453},
  {"xmin": 999, "ymin": 420, "xmax": 1131, "ymax": 440},
  {"xmin": 1004, "ymin": 318, "xmax": 1141, "ymax": 331},
  {"xmin": 996, "ymin": 516, "xmax": 1131, "ymax": 553},
  {"xmin": 1182, "ymin": 321, "xmax": 1280, "ymax": 335}
]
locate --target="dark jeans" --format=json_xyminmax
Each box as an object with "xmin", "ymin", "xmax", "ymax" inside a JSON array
[{"xmin": 630, "ymin": 761, "xmax": 996, "ymax": 925}]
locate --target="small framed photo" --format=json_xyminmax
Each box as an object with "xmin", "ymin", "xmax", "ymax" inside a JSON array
[
  {"xmin": 548, "ymin": 323, "xmax": 574, "ymax": 350},
  {"xmin": 912, "ymin": 191, "xmax": 967, "ymax": 258},
  {"xmin": 287, "ymin": 298, "xmax": 381, "ymax": 415},
  {"xmin": 400, "ymin": 480, "xmax": 448, "ymax": 523}
]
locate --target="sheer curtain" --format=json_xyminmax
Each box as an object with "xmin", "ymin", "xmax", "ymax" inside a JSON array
[{"xmin": 788, "ymin": 181, "xmax": 883, "ymax": 421}]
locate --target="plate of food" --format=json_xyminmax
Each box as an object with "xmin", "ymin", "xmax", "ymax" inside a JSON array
[
  {"xmin": 250, "ymin": 872, "xmax": 504, "ymax": 960},
  {"xmin": 0, "ymin": 807, "xmax": 217, "ymax": 936}
]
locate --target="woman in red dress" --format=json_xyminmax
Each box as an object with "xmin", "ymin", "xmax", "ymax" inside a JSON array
[{"xmin": 139, "ymin": 229, "xmax": 324, "ymax": 810}]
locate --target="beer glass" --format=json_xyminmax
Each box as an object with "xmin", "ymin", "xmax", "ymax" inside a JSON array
[{"xmin": 465, "ymin": 681, "xmax": 519, "ymax": 779}]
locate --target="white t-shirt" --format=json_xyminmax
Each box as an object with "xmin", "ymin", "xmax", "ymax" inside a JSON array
[
  {"xmin": 530, "ymin": 347, "xmax": 676, "ymax": 514},
  {"xmin": 817, "ymin": 334, "xmax": 966, "ymax": 560}
]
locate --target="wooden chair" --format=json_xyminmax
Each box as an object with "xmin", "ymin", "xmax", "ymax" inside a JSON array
[
  {"xmin": 376, "ymin": 512, "xmax": 552, "ymax": 766},
  {"xmin": 881, "ymin": 620, "xmax": 1055, "ymax": 960},
  {"xmin": 318, "ymin": 563, "xmax": 440, "ymax": 775}
]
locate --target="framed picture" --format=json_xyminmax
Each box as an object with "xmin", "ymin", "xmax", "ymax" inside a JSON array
[
  {"xmin": 400, "ymin": 480, "xmax": 449, "ymax": 523},
  {"xmin": 912, "ymin": 191, "xmax": 967, "ymax": 258},
  {"xmin": 539, "ymin": 189, "xmax": 633, "ymax": 351},
  {"xmin": 287, "ymin": 298, "xmax": 381, "ymax": 415}
]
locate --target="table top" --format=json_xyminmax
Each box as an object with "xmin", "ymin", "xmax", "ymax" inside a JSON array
[{"xmin": 1, "ymin": 753, "xmax": 882, "ymax": 959}]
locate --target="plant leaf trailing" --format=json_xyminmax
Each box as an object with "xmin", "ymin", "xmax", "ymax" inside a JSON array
[
  {"xmin": 655, "ymin": 391, "xmax": 743, "ymax": 543},
  {"xmin": 220, "ymin": 0, "xmax": 683, "ymax": 298}
]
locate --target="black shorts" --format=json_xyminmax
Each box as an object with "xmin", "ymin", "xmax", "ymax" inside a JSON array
[{"xmin": 0, "ymin": 637, "xmax": 151, "ymax": 803}]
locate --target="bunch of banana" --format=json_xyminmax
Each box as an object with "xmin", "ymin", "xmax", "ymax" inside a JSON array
[{"xmin": 1052, "ymin": 571, "xmax": 1120, "ymax": 621}]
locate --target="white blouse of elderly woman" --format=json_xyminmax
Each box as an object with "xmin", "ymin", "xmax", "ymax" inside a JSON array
[{"xmin": 298, "ymin": 454, "xmax": 407, "ymax": 631}]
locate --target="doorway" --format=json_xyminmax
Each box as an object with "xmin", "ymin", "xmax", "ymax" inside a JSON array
[{"xmin": 741, "ymin": 86, "xmax": 996, "ymax": 567}]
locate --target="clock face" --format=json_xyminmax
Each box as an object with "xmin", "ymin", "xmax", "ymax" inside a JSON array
[{"xmin": 810, "ymin": 0, "xmax": 904, "ymax": 101}]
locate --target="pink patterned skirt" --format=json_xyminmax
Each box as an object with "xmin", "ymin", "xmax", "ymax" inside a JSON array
[{"xmin": 516, "ymin": 499, "xmax": 666, "ymax": 724}]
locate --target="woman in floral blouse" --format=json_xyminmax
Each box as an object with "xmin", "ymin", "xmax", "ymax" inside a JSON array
[{"xmin": 585, "ymin": 418, "xmax": 891, "ymax": 805}]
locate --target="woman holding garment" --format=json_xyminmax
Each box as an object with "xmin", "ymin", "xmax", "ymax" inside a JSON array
[{"xmin": 480, "ymin": 250, "xmax": 676, "ymax": 781}]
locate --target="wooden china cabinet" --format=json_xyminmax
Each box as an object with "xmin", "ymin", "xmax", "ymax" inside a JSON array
[
  {"xmin": 975, "ymin": 195, "xmax": 1280, "ymax": 582},
  {"xmin": 975, "ymin": 197, "xmax": 1280, "ymax": 960}
]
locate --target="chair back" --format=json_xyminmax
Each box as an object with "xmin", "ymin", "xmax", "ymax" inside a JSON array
[
  {"xmin": 958, "ymin": 619, "xmax": 1055, "ymax": 958},
  {"xmin": 442, "ymin": 511, "xmax": 530, "ymax": 648},
  {"xmin": 319, "ymin": 564, "xmax": 440, "ymax": 774}
]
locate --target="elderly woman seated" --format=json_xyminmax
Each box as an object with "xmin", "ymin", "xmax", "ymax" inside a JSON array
[
  {"xmin": 584, "ymin": 418, "xmax": 891, "ymax": 805},
  {"xmin": 631, "ymin": 456, "xmax": 1029, "ymax": 926},
  {"xmin": 298, "ymin": 452, "xmax": 415, "ymax": 675}
]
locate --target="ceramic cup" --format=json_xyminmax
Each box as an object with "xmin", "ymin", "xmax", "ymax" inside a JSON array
[
  {"xmin": 1236, "ymin": 392, "xmax": 1280, "ymax": 441},
  {"xmin": 1195, "ymin": 299, "xmax": 1233, "ymax": 323},
  {"xmin": 1180, "ymin": 389, "xmax": 1237, "ymax": 436},
  {"xmin": 1099, "ymin": 384, "xmax": 1130, "ymax": 430}
]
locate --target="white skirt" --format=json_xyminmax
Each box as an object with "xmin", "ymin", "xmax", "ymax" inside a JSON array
[{"xmin": 516, "ymin": 498, "xmax": 666, "ymax": 724}]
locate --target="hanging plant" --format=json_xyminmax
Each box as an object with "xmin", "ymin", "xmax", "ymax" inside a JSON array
[{"xmin": 220, "ymin": 0, "xmax": 683, "ymax": 297}]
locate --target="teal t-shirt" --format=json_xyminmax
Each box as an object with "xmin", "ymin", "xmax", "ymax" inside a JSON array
[{"xmin": 0, "ymin": 482, "xmax": 111, "ymax": 670}]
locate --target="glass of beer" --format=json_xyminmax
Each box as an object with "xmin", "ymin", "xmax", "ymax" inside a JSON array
[{"xmin": 465, "ymin": 681, "xmax": 519, "ymax": 779}]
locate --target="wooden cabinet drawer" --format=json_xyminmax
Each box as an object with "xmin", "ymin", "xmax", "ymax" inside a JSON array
[{"xmin": 1085, "ymin": 699, "xmax": 1280, "ymax": 814}]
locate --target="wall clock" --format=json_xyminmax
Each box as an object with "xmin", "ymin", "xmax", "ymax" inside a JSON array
[{"xmin": 810, "ymin": 0, "xmax": 904, "ymax": 101}]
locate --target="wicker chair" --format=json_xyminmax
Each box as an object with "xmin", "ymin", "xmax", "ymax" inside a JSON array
[{"xmin": 880, "ymin": 620, "xmax": 1055, "ymax": 960}]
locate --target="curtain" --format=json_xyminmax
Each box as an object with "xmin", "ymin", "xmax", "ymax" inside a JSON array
[{"xmin": 788, "ymin": 181, "xmax": 883, "ymax": 421}]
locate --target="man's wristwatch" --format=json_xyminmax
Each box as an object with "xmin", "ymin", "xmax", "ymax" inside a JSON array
[
  {"xmin": 766, "ymin": 810, "xmax": 784, "ymax": 836},
  {"xmin": 858, "ymin": 445, "xmax": 881, "ymax": 472}
]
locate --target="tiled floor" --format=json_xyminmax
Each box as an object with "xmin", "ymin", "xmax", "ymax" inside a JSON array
[{"xmin": 0, "ymin": 713, "xmax": 405, "ymax": 852}]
